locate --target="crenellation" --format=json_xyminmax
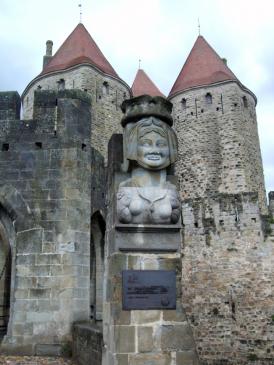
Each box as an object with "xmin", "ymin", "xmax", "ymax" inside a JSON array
[{"xmin": 22, "ymin": 65, "xmax": 131, "ymax": 161}]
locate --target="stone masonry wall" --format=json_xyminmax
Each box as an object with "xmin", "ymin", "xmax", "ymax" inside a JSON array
[
  {"xmin": 22, "ymin": 65, "xmax": 131, "ymax": 160},
  {"xmin": 169, "ymin": 81, "xmax": 267, "ymax": 214},
  {"xmin": 0, "ymin": 90, "xmax": 92, "ymax": 355},
  {"xmin": 181, "ymin": 193, "xmax": 274, "ymax": 364}
]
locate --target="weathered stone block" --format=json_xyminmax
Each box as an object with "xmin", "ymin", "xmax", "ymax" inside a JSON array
[
  {"xmin": 163, "ymin": 302, "xmax": 187, "ymax": 322},
  {"xmin": 131, "ymin": 310, "xmax": 161, "ymax": 324},
  {"xmin": 159, "ymin": 324, "xmax": 195, "ymax": 351},
  {"xmin": 29, "ymin": 288, "xmax": 51, "ymax": 299},
  {"xmin": 17, "ymin": 228, "xmax": 43, "ymax": 254},
  {"xmin": 72, "ymin": 322, "xmax": 103, "ymax": 365},
  {"xmin": 176, "ymin": 350, "xmax": 199, "ymax": 365},
  {"xmin": 114, "ymin": 354, "xmax": 128, "ymax": 365},
  {"xmin": 128, "ymin": 353, "xmax": 171, "ymax": 365},
  {"xmin": 137, "ymin": 326, "xmax": 154, "ymax": 352},
  {"xmin": 35, "ymin": 343, "xmax": 62, "ymax": 356},
  {"xmin": 111, "ymin": 303, "xmax": 130, "ymax": 325},
  {"xmin": 114, "ymin": 325, "xmax": 135, "ymax": 353},
  {"xmin": 109, "ymin": 254, "xmax": 128, "ymax": 275}
]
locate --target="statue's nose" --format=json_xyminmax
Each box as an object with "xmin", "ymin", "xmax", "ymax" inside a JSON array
[{"xmin": 150, "ymin": 143, "xmax": 159, "ymax": 151}]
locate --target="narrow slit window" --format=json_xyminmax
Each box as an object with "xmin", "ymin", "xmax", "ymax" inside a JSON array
[
  {"xmin": 205, "ymin": 92, "xmax": 212, "ymax": 104},
  {"xmin": 57, "ymin": 79, "xmax": 65, "ymax": 91},
  {"xmin": 243, "ymin": 96, "xmax": 248, "ymax": 108},
  {"xmin": 181, "ymin": 98, "xmax": 187, "ymax": 110},
  {"xmin": 102, "ymin": 81, "xmax": 109, "ymax": 95}
]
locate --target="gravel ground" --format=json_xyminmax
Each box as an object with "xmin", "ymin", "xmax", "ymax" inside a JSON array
[{"xmin": 0, "ymin": 356, "xmax": 77, "ymax": 365}]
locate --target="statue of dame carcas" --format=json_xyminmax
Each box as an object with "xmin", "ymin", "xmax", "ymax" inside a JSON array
[{"xmin": 117, "ymin": 95, "xmax": 181, "ymax": 225}]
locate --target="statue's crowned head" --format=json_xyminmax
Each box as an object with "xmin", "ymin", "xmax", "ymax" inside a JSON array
[{"xmin": 121, "ymin": 95, "xmax": 177, "ymax": 171}]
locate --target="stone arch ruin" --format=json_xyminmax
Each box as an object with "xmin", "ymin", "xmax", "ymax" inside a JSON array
[
  {"xmin": 0, "ymin": 219, "xmax": 12, "ymax": 340},
  {"xmin": 90, "ymin": 211, "xmax": 106, "ymax": 321}
]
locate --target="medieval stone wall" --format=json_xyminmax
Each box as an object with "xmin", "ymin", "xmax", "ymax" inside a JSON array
[
  {"xmin": 22, "ymin": 65, "xmax": 131, "ymax": 160},
  {"xmin": 0, "ymin": 90, "xmax": 96, "ymax": 355},
  {"xmin": 181, "ymin": 193, "xmax": 274, "ymax": 364},
  {"xmin": 169, "ymin": 81, "xmax": 267, "ymax": 214}
]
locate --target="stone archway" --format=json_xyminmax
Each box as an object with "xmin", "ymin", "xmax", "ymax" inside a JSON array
[
  {"xmin": 90, "ymin": 211, "xmax": 106, "ymax": 321},
  {"xmin": 0, "ymin": 221, "xmax": 11, "ymax": 340},
  {"xmin": 0, "ymin": 185, "xmax": 40, "ymax": 353}
]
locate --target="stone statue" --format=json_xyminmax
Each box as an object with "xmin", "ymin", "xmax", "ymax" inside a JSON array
[{"xmin": 117, "ymin": 95, "xmax": 181, "ymax": 225}]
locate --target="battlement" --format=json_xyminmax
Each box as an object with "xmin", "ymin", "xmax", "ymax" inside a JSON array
[
  {"xmin": 33, "ymin": 89, "xmax": 91, "ymax": 108},
  {"xmin": 0, "ymin": 91, "xmax": 21, "ymax": 120},
  {"xmin": 0, "ymin": 89, "xmax": 91, "ymax": 149},
  {"xmin": 182, "ymin": 192, "xmax": 263, "ymax": 242}
]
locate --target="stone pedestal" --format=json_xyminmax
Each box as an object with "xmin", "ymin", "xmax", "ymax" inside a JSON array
[{"xmin": 103, "ymin": 171, "xmax": 199, "ymax": 365}]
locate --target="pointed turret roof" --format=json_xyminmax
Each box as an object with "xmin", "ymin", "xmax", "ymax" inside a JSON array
[
  {"xmin": 40, "ymin": 23, "xmax": 119, "ymax": 78},
  {"xmin": 169, "ymin": 36, "xmax": 238, "ymax": 97},
  {"xmin": 131, "ymin": 69, "xmax": 165, "ymax": 97}
]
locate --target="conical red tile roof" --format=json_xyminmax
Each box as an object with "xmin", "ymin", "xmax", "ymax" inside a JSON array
[
  {"xmin": 169, "ymin": 36, "xmax": 238, "ymax": 97},
  {"xmin": 40, "ymin": 23, "xmax": 119, "ymax": 78},
  {"xmin": 132, "ymin": 69, "xmax": 165, "ymax": 97}
]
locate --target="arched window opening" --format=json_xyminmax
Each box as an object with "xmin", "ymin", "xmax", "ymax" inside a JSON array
[
  {"xmin": 181, "ymin": 98, "xmax": 187, "ymax": 110},
  {"xmin": 0, "ymin": 223, "xmax": 11, "ymax": 340},
  {"xmin": 102, "ymin": 82, "xmax": 109, "ymax": 96},
  {"xmin": 90, "ymin": 212, "xmax": 106, "ymax": 321},
  {"xmin": 205, "ymin": 92, "xmax": 212, "ymax": 104},
  {"xmin": 57, "ymin": 79, "xmax": 65, "ymax": 91},
  {"xmin": 242, "ymin": 96, "xmax": 248, "ymax": 108}
]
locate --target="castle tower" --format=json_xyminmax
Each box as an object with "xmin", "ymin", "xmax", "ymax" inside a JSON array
[
  {"xmin": 168, "ymin": 35, "xmax": 267, "ymax": 213},
  {"xmin": 22, "ymin": 23, "xmax": 131, "ymax": 160},
  {"xmin": 131, "ymin": 68, "xmax": 165, "ymax": 97}
]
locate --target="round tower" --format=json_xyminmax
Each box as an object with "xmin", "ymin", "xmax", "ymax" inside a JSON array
[
  {"xmin": 169, "ymin": 36, "xmax": 267, "ymax": 214},
  {"xmin": 22, "ymin": 23, "xmax": 131, "ymax": 160}
]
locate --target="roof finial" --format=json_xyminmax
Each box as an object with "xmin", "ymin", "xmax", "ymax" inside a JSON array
[
  {"xmin": 138, "ymin": 59, "xmax": 141, "ymax": 70},
  {"xmin": 78, "ymin": 3, "xmax": 82, "ymax": 23},
  {"xmin": 198, "ymin": 18, "xmax": 201, "ymax": 36}
]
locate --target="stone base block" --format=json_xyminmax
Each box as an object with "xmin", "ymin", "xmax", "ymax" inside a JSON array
[
  {"xmin": 35, "ymin": 343, "xmax": 62, "ymax": 356},
  {"xmin": 72, "ymin": 321, "xmax": 103, "ymax": 365}
]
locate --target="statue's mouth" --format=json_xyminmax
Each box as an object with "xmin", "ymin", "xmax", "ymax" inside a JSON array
[{"xmin": 146, "ymin": 153, "xmax": 162, "ymax": 161}]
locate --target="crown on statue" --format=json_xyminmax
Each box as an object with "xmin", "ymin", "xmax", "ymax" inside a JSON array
[{"xmin": 121, "ymin": 95, "xmax": 173, "ymax": 127}]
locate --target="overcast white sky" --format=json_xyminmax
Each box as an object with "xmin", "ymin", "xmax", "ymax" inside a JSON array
[{"xmin": 0, "ymin": 0, "xmax": 273, "ymax": 196}]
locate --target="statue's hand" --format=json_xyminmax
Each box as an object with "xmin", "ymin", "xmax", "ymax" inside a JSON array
[
  {"xmin": 118, "ymin": 207, "xmax": 132, "ymax": 223},
  {"xmin": 117, "ymin": 191, "xmax": 131, "ymax": 206},
  {"xmin": 117, "ymin": 189, "xmax": 132, "ymax": 223}
]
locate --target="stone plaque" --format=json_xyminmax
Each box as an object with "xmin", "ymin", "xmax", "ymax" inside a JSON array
[{"xmin": 122, "ymin": 270, "xmax": 176, "ymax": 310}]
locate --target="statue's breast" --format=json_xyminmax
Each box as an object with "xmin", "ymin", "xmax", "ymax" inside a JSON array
[{"xmin": 117, "ymin": 186, "xmax": 179, "ymax": 224}]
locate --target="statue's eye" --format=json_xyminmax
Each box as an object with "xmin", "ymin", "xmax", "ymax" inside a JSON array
[
  {"xmin": 139, "ymin": 139, "xmax": 152, "ymax": 147},
  {"xmin": 157, "ymin": 140, "xmax": 168, "ymax": 147}
]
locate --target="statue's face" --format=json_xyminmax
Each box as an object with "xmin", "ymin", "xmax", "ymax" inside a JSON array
[{"xmin": 137, "ymin": 130, "xmax": 170, "ymax": 169}]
